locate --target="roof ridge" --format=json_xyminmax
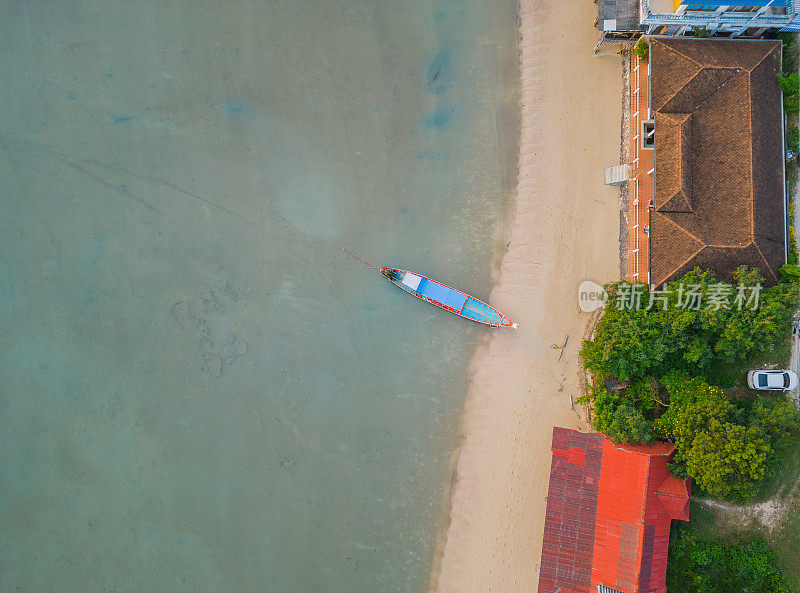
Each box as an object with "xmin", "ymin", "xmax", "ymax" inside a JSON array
[
  {"xmin": 748, "ymin": 42, "xmax": 781, "ymax": 73},
  {"xmin": 653, "ymin": 42, "xmax": 703, "ymax": 109},
  {"xmin": 752, "ymin": 241, "xmax": 781, "ymax": 284},
  {"xmin": 659, "ymin": 189, "xmax": 685, "ymax": 211},
  {"xmin": 656, "ymin": 490, "xmax": 689, "ymax": 499},
  {"xmin": 660, "ymin": 111, "xmax": 691, "ymax": 122},
  {"xmin": 656, "ymin": 210, "xmax": 704, "ymax": 245},
  {"xmin": 686, "ymin": 67, "xmax": 743, "ymax": 113},
  {"xmin": 654, "ymin": 244, "xmax": 706, "ymax": 287},
  {"xmin": 641, "ymin": 459, "xmax": 652, "ymax": 524},
  {"xmin": 607, "ymin": 439, "xmax": 675, "ymax": 457},
  {"xmin": 656, "ymin": 38, "xmax": 704, "ymax": 69}
]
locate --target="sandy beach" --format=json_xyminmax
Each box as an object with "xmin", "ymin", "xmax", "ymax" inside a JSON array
[{"xmin": 432, "ymin": 1, "xmax": 624, "ymax": 591}]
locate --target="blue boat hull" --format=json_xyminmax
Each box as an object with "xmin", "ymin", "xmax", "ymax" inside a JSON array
[{"xmin": 380, "ymin": 268, "xmax": 517, "ymax": 328}]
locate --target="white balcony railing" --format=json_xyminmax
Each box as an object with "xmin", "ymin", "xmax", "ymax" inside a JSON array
[{"xmin": 641, "ymin": 0, "xmax": 798, "ymax": 30}]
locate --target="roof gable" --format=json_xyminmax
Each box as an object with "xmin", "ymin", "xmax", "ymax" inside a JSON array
[{"xmin": 654, "ymin": 112, "xmax": 692, "ymax": 213}]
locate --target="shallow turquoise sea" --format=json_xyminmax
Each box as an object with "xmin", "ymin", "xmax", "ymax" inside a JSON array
[{"xmin": 0, "ymin": 2, "xmax": 519, "ymax": 591}]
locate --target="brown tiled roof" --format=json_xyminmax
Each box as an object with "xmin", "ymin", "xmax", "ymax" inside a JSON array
[{"xmin": 648, "ymin": 38, "xmax": 785, "ymax": 286}]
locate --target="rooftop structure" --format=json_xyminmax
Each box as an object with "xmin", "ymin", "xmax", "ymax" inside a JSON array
[
  {"xmin": 537, "ymin": 428, "xmax": 691, "ymax": 593},
  {"xmin": 640, "ymin": 0, "xmax": 799, "ymax": 36},
  {"xmin": 626, "ymin": 37, "xmax": 786, "ymax": 286},
  {"xmin": 598, "ymin": 1, "xmax": 800, "ymax": 45},
  {"xmin": 599, "ymin": 0, "xmax": 642, "ymax": 33}
]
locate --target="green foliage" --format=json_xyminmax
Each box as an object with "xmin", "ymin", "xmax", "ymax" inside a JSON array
[
  {"xmin": 788, "ymin": 126, "xmax": 799, "ymax": 155},
  {"xmin": 691, "ymin": 26, "xmax": 709, "ymax": 38},
  {"xmin": 634, "ymin": 37, "xmax": 649, "ymax": 59},
  {"xmin": 777, "ymin": 72, "xmax": 799, "ymax": 96},
  {"xmin": 777, "ymin": 72, "xmax": 799, "ymax": 115},
  {"xmin": 654, "ymin": 372, "xmax": 769, "ymax": 499},
  {"xmin": 789, "ymin": 228, "xmax": 799, "ymax": 266},
  {"xmin": 654, "ymin": 372, "xmax": 726, "ymax": 438},
  {"xmin": 780, "ymin": 264, "xmax": 800, "ymax": 283},
  {"xmin": 751, "ymin": 396, "xmax": 799, "ymax": 442},
  {"xmin": 589, "ymin": 378, "xmax": 664, "ymax": 444},
  {"xmin": 606, "ymin": 403, "xmax": 655, "ymax": 444},
  {"xmin": 580, "ymin": 267, "xmax": 800, "ymax": 500},
  {"xmin": 676, "ymin": 404, "xmax": 769, "ymax": 500},
  {"xmin": 584, "ymin": 373, "xmax": 798, "ymax": 500},
  {"xmin": 788, "ymin": 159, "xmax": 799, "ymax": 266},
  {"xmin": 666, "ymin": 530, "xmax": 789, "ymax": 593},
  {"xmin": 777, "ymin": 32, "xmax": 799, "ymax": 74},
  {"xmin": 580, "ymin": 267, "xmax": 798, "ymax": 382}
]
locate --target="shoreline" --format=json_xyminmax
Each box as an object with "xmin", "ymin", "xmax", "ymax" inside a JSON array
[{"xmin": 430, "ymin": 1, "xmax": 625, "ymax": 591}]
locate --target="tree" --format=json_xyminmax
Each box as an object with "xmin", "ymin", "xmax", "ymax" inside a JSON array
[
  {"xmin": 606, "ymin": 403, "xmax": 655, "ymax": 444},
  {"xmin": 666, "ymin": 531, "xmax": 789, "ymax": 593},
  {"xmin": 777, "ymin": 72, "xmax": 799, "ymax": 115},
  {"xmin": 655, "ymin": 371, "xmax": 726, "ymax": 438},
  {"xmin": 580, "ymin": 281, "xmax": 683, "ymax": 381},
  {"xmin": 781, "ymin": 264, "xmax": 800, "ymax": 283},
  {"xmin": 580, "ymin": 267, "xmax": 797, "ymax": 382},
  {"xmin": 788, "ymin": 126, "xmax": 799, "ymax": 154},
  {"xmin": 579, "ymin": 267, "xmax": 799, "ymax": 499},
  {"xmin": 777, "ymin": 32, "xmax": 800, "ymax": 74},
  {"xmin": 672, "ymin": 395, "xmax": 770, "ymax": 500},
  {"xmin": 634, "ymin": 37, "xmax": 649, "ymax": 59}
]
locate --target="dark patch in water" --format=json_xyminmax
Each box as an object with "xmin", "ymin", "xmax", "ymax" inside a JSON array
[
  {"xmin": 212, "ymin": 100, "xmax": 252, "ymax": 121},
  {"xmin": 108, "ymin": 112, "xmax": 136, "ymax": 124},
  {"xmin": 423, "ymin": 106, "xmax": 456, "ymax": 129},
  {"xmin": 426, "ymin": 49, "xmax": 451, "ymax": 95},
  {"xmin": 222, "ymin": 100, "xmax": 247, "ymax": 115}
]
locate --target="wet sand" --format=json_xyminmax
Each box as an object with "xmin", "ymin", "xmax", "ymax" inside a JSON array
[{"xmin": 432, "ymin": 0, "xmax": 624, "ymax": 591}]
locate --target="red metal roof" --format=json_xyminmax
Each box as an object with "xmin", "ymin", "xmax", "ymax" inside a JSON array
[
  {"xmin": 537, "ymin": 428, "xmax": 691, "ymax": 593},
  {"xmin": 538, "ymin": 428, "xmax": 605, "ymax": 593}
]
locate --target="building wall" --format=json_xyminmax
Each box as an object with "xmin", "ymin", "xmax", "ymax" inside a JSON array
[
  {"xmin": 628, "ymin": 50, "xmax": 654, "ymax": 285},
  {"xmin": 640, "ymin": 0, "xmax": 800, "ymax": 34}
]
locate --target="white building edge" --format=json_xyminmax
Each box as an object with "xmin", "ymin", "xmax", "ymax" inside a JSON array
[{"xmin": 600, "ymin": 0, "xmax": 800, "ymax": 40}]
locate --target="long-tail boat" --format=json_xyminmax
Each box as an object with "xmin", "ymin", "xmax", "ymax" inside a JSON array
[{"xmin": 344, "ymin": 250, "xmax": 517, "ymax": 328}]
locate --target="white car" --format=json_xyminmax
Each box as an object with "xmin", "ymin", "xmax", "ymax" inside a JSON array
[{"xmin": 747, "ymin": 369, "xmax": 799, "ymax": 391}]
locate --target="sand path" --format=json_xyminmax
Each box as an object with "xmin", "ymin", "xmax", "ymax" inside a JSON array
[{"xmin": 432, "ymin": 1, "xmax": 624, "ymax": 591}]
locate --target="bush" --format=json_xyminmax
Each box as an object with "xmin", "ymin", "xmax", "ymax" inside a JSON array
[
  {"xmin": 580, "ymin": 267, "xmax": 798, "ymax": 382},
  {"xmin": 789, "ymin": 231, "xmax": 799, "ymax": 266},
  {"xmin": 777, "ymin": 32, "xmax": 799, "ymax": 74},
  {"xmin": 780, "ymin": 264, "xmax": 800, "ymax": 282},
  {"xmin": 584, "ymin": 371, "xmax": 799, "ymax": 500},
  {"xmin": 579, "ymin": 267, "xmax": 800, "ymax": 500},
  {"xmin": 777, "ymin": 72, "xmax": 799, "ymax": 115},
  {"xmin": 634, "ymin": 37, "xmax": 649, "ymax": 59},
  {"xmin": 666, "ymin": 531, "xmax": 789, "ymax": 593},
  {"xmin": 788, "ymin": 126, "xmax": 799, "ymax": 155},
  {"xmin": 672, "ymin": 393, "xmax": 769, "ymax": 500}
]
